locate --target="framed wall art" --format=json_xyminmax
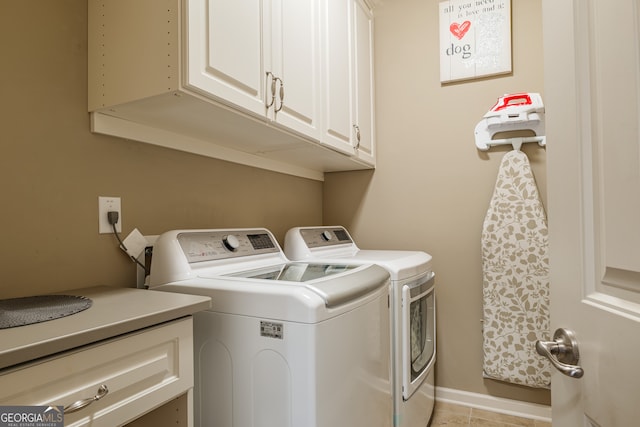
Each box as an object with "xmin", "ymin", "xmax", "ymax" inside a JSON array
[{"xmin": 439, "ymin": 0, "xmax": 512, "ymax": 83}]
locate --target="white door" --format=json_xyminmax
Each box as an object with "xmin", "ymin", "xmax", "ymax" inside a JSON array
[
  {"xmin": 185, "ymin": 0, "xmax": 267, "ymax": 118},
  {"xmin": 543, "ymin": 1, "xmax": 640, "ymax": 425},
  {"xmin": 270, "ymin": 0, "xmax": 322, "ymax": 140},
  {"xmin": 353, "ymin": 0, "xmax": 375, "ymax": 165},
  {"xmin": 321, "ymin": 0, "xmax": 357, "ymax": 156}
]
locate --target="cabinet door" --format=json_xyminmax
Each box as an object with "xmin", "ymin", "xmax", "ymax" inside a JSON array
[
  {"xmin": 270, "ymin": 0, "xmax": 322, "ymax": 141},
  {"xmin": 185, "ymin": 0, "xmax": 268, "ymax": 118},
  {"xmin": 321, "ymin": 0, "xmax": 357, "ymax": 156},
  {"xmin": 353, "ymin": 0, "xmax": 375, "ymax": 165}
]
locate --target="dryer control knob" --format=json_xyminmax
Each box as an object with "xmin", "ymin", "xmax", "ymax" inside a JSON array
[
  {"xmin": 321, "ymin": 231, "xmax": 332, "ymax": 241},
  {"xmin": 223, "ymin": 235, "xmax": 240, "ymax": 251}
]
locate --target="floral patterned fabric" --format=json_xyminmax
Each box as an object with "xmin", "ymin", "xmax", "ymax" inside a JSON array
[{"xmin": 481, "ymin": 150, "xmax": 551, "ymax": 389}]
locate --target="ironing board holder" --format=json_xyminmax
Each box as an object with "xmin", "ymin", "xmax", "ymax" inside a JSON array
[{"xmin": 475, "ymin": 93, "xmax": 546, "ymax": 151}]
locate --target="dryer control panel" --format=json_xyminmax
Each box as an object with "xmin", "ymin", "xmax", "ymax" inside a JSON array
[{"xmin": 298, "ymin": 227, "xmax": 354, "ymax": 248}]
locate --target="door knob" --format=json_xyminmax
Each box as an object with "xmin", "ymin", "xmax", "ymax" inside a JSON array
[{"xmin": 535, "ymin": 328, "xmax": 584, "ymax": 378}]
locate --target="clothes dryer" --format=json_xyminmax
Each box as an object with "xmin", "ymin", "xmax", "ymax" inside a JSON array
[
  {"xmin": 285, "ymin": 226, "xmax": 435, "ymax": 427},
  {"xmin": 148, "ymin": 228, "xmax": 391, "ymax": 427}
]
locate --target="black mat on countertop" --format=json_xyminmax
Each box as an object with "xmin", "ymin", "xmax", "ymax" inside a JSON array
[{"xmin": 0, "ymin": 295, "xmax": 92, "ymax": 329}]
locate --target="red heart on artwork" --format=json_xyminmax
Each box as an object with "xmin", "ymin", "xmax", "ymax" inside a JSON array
[{"xmin": 450, "ymin": 21, "xmax": 471, "ymax": 40}]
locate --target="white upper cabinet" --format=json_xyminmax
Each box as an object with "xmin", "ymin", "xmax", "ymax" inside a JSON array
[
  {"xmin": 186, "ymin": 0, "xmax": 321, "ymax": 141},
  {"xmin": 353, "ymin": 0, "xmax": 375, "ymax": 165},
  {"xmin": 185, "ymin": 0, "xmax": 266, "ymax": 117},
  {"xmin": 321, "ymin": 0, "xmax": 375, "ymax": 162},
  {"xmin": 88, "ymin": 0, "xmax": 374, "ymax": 180},
  {"xmin": 322, "ymin": 0, "xmax": 355, "ymax": 156},
  {"xmin": 271, "ymin": 0, "xmax": 322, "ymax": 140}
]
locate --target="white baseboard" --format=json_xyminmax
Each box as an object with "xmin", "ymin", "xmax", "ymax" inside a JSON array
[{"xmin": 435, "ymin": 386, "xmax": 552, "ymax": 422}]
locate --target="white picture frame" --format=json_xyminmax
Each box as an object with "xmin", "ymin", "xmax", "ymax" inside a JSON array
[{"xmin": 439, "ymin": 0, "xmax": 512, "ymax": 83}]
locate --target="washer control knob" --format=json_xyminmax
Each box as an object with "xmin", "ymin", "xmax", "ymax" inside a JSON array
[
  {"xmin": 223, "ymin": 235, "xmax": 240, "ymax": 252},
  {"xmin": 321, "ymin": 231, "xmax": 332, "ymax": 241}
]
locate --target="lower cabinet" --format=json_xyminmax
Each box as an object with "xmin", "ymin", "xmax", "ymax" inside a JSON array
[{"xmin": 0, "ymin": 318, "xmax": 194, "ymax": 427}]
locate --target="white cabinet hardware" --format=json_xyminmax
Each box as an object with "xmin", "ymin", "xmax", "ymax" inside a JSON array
[{"xmin": 63, "ymin": 384, "xmax": 109, "ymax": 414}]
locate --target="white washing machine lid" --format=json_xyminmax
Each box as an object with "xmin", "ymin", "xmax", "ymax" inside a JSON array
[
  {"xmin": 209, "ymin": 261, "xmax": 387, "ymax": 308},
  {"xmin": 153, "ymin": 262, "xmax": 388, "ymax": 322},
  {"xmin": 223, "ymin": 261, "xmax": 356, "ymax": 282},
  {"xmin": 284, "ymin": 226, "xmax": 432, "ymax": 280}
]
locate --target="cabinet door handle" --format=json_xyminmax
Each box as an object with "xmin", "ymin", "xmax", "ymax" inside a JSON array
[
  {"xmin": 274, "ymin": 77, "xmax": 284, "ymax": 113},
  {"xmin": 265, "ymin": 72, "xmax": 276, "ymax": 109},
  {"xmin": 353, "ymin": 124, "xmax": 361, "ymax": 148},
  {"xmin": 63, "ymin": 384, "xmax": 109, "ymax": 414}
]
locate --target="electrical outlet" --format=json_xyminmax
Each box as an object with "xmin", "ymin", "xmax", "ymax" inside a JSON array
[{"xmin": 98, "ymin": 196, "xmax": 122, "ymax": 234}]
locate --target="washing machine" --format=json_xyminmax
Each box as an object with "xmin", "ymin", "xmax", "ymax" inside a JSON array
[
  {"xmin": 147, "ymin": 228, "xmax": 392, "ymax": 427},
  {"xmin": 284, "ymin": 226, "xmax": 435, "ymax": 427}
]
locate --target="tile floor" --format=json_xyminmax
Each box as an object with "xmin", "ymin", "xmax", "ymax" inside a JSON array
[{"xmin": 430, "ymin": 402, "xmax": 551, "ymax": 427}]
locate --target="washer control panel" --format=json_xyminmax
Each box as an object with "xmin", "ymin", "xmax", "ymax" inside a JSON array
[
  {"xmin": 178, "ymin": 229, "xmax": 280, "ymax": 263},
  {"xmin": 299, "ymin": 227, "xmax": 353, "ymax": 248}
]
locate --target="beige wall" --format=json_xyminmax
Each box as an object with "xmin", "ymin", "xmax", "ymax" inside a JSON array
[
  {"xmin": 324, "ymin": 0, "xmax": 550, "ymax": 405},
  {"xmin": 0, "ymin": 0, "xmax": 322, "ymax": 298}
]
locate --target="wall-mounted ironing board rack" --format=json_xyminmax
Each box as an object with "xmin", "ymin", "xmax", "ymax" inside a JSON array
[
  {"xmin": 475, "ymin": 93, "xmax": 547, "ymax": 151},
  {"xmin": 477, "ymin": 136, "xmax": 546, "ymax": 151}
]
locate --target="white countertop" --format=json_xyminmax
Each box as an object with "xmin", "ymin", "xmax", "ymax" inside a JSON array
[{"xmin": 0, "ymin": 286, "xmax": 211, "ymax": 371}]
